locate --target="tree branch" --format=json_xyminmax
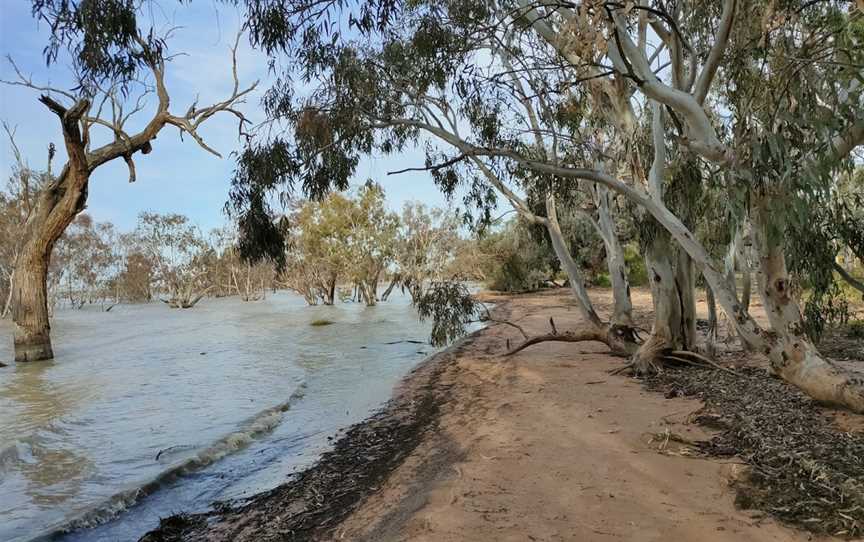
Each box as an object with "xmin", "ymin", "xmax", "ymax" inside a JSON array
[{"xmin": 693, "ymin": 0, "xmax": 736, "ymax": 105}]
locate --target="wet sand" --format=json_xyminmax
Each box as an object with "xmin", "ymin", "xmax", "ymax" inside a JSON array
[{"xmin": 142, "ymin": 289, "xmax": 839, "ymax": 542}]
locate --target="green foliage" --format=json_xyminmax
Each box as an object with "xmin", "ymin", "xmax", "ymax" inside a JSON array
[
  {"xmin": 847, "ymin": 320, "xmax": 864, "ymax": 340},
  {"xmin": 487, "ymin": 252, "xmax": 546, "ymax": 293},
  {"xmin": 624, "ymin": 245, "xmax": 648, "ymax": 287},
  {"xmin": 415, "ymin": 282, "xmax": 479, "ymax": 347},
  {"xmin": 310, "ymin": 318, "xmax": 334, "ymax": 327},
  {"xmin": 32, "ymin": 0, "xmax": 169, "ymax": 87},
  {"xmin": 592, "ymin": 273, "xmax": 611, "ymax": 288},
  {"xmin": 477, "ymin": 218, "xmax": 554, "ymax": 293}
]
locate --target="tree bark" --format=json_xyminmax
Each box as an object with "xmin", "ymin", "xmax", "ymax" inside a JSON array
[
  {"xmin": 1, "ymin": 269, "xmax": 13, "ymax": 319},
  {"xmin": 675, "ymin": 249, "xmax": 697, "ymax": 349},
  {"xmin": 633, "ymin": 233, "xmax": 683, "ymax": 372},
  {"xmin": 594, "ymin": 185, "xmax": 634, "ymax": 326},
  {"xmin": 747, "ymin": 195, "xmax": 864, "ymax": 412},
  {"xmin": 543, "ymin": 194, "xmax": 637, "ymax": 356},
  {"xmin": 11, "ymin": 247, "xmax": 54, "ymax": 361}
]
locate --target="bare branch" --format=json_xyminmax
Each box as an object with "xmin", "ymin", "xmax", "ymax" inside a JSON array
[
  {"xmin": 834, "ymin": 262, "xmax": 864, "ymax": 296},
  {"xmin": 123, "ymin": 153, "xmax": 137, "ymax": 183},
  {"xmin": 0, "ymin": 56, "xmax": 76, "ymax": 101},
  {"xmin": 693, "ymin": 0, "xmax": 736, "ymax": 105}
]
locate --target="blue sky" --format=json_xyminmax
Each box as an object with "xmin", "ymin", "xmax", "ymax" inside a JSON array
[{"xmin": 0, "ymin": 2, "xmax": 455, "ymax": 232}]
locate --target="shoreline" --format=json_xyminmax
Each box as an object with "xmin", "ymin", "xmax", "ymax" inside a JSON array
[
  {"xmin": 138, "ymin": 312, "xmax": 492, "ymax": 542},
  {"xmin": 139, "ymin": 289, "xmax": 860, "ymax": 541}
]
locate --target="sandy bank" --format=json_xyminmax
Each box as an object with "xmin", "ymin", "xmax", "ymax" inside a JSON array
[{"xmin": 142, "ymin": 289, "xmax": 849, "ymax": 542}]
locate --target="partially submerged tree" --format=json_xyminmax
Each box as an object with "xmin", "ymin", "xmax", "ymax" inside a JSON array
[
  {"xmin": 2, "ymin": 23, "xmax": 256, "ymax": 360},
  {"xmin": 53, "ymin": 214, "xmax": 117, "ymax": 309},
  {"xmin": 389, "ymin": 201, "xmax": 460, "ymax": 302},
  {"xmin": 132, "ymin": 212, "xmax": 212, "ymax": 309},
  {"xmin": 346, "ymin": 182, "xmax": 399, "ymax": 306}
]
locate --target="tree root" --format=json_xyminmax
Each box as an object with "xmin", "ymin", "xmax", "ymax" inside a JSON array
[{"xmin": 614, "ymin": 347, "xmax": 739, "ymax": 377}]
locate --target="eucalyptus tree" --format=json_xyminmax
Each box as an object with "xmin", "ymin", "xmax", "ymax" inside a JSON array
[
  {"xmin": 229, "ymin": 0, "xmax": 645, "ymax": 356},
  {"xmin": 281, "ymin": 193, "xmax": 355, "ymax": 305},
  {"xmin": 389, "ymin": 201, "xmax": 461, "ymax": 302},
  {"xmin": 53, "ymin": 214, "xmax": 117, "ymax": 309},
  {"xmin": 346, "ymin": 182, "xmax": 400, "ymax": 306},
  {"xmin": 2, "ymin": 5, "xmax": 256, "ymax": 361},
  {"xmin": 228, "ymin": 1, "xmax": 864, "ymax": 411},
  {"xmin": 133, "ymin": 212, "xmax": 213, "ymax": 309},
  {"xmin": 507, "ymin": 0, "xmax": 864, "ymax": 408}
]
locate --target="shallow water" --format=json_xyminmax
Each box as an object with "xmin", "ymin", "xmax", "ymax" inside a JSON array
[{"xmin": 0, "ymin": 291, "xmax": 449, "ymax": 542}]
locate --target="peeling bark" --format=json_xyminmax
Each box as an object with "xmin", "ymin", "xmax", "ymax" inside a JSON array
[
  {"xmin": 751, "ymin": 196, "xmax": 864, "ymax": 412},
  {"xmin": 594, "ymin": 185, "xmax": 634, "ymax": 327}
]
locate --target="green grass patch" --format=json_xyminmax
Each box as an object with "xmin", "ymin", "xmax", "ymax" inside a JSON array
[{"xmin": 310, "ymin": 318, "xmax": 335, "ymax": 327}]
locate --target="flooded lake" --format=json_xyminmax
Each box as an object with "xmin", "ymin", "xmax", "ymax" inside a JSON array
[{"xmin": 0, "ymin": 291, "xmax": 449, "ymax": 541}]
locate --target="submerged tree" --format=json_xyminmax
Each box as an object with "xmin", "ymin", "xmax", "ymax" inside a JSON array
[
  {"xmin": 132, "ymin": 212, "xmax": 212, "ymax": 309},
  {"xmin": 346, "ymin": 182, "xmax": 400, "ymax": 306},
  {"xmin": 389, "ymin": 201, "xmax": 460, "ymax": 302},
  {"xmin": 52, "ymin": 214, "xmax": 117, "ymax": 309},
  {"xmin": 2, "ymin": 24, "xmax": 256, "ymax": 360}
]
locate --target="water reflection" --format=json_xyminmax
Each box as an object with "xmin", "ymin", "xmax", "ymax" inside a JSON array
[{"xmin": 0, "ymin": 360, "xmax": 86, "ymax": 443}]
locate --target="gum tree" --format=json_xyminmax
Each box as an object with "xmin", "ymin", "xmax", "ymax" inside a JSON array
[
  {"xmin": 229, "ymin": 0, "xmax": 864, "ymax": 411},
  {"xmin": 2, "ymin": 9, "xmax": 256, "ymax": 360}
]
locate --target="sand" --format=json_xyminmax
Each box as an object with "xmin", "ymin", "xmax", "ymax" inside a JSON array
[{"xmin": 327, "ymin": 289, "xmax": 818, "ymax": 542}]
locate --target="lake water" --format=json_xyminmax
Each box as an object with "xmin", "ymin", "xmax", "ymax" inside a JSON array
[{"xmin": 0, "ymin": 291, "xmax": 449, "ymax": 542}]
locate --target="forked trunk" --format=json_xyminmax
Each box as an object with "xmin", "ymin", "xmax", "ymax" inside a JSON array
[
  {"xmin": 381, "ymin": 274, "xmax": 400, "ymax": 301},
  {"xmin": 361, "ymin": 281, "xmax": 377, "ymax": 306},
  {"xmin": 10, "ymin": 98, "xmax": 91, "ymax": 362},
  {"xmin": 544, "ymin": 194, "xmax": 637, "ymax": 356}
]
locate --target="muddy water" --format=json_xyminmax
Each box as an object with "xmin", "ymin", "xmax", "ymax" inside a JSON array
[{"xmin": 0, "ymin": 291, "xmax": 451, "ymax": 542}]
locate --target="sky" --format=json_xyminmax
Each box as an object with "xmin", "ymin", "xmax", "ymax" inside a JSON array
[{"xmin": 0, "ymin": 2, "xmax": 456, "ymax": 233}]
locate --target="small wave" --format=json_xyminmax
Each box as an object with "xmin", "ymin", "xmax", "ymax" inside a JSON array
[{"xmin": 36, "ymin": 383, "xmax": 307, "ymax": 538}]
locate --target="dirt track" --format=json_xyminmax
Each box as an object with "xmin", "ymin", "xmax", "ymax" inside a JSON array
[{"xmin": 330, "ymin": 289, "xmax": 817, "ymax": 542}]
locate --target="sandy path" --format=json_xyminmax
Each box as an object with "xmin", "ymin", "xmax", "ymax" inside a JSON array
[{"xmin": 332, "ymin": 290, "xmax": 815, "ymax": 542}]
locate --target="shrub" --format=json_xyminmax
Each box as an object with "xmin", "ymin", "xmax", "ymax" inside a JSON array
[
  {"xmin": 593, "ymin": 273, "xmax": 612, "ymax": 287},
  {"xmin": 625, "ymin": 245, "xmax": 648, "ymax": 286}
]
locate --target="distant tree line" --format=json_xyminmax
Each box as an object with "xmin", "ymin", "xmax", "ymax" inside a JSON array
[{"xmin": 4, "ymin": 171, "xmax": 579, "ymax": 315}]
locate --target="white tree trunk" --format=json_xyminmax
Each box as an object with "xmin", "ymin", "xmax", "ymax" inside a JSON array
[
  {"xmin": 594, "ymin": 185, "xmax": 634, "ymax": 326},
  {"xmin": 545, "ymin": 195, "xmax": 603, "ymax": 330},
  {"xmin": 634, "ymin": 233, "xmax": 684, "ymax": 372},
  {"xmin": 750, "ymin": 198, "xmax": 864, "ymax": 412}
]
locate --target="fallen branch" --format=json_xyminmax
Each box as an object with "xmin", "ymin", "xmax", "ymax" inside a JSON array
[
  {"xmin": 504, "ymin": 329, "xmax": 607, "ymax": 356},
  {"xmin": 665, "ymin": 350, "xmax": 739, "ymax": 376}
]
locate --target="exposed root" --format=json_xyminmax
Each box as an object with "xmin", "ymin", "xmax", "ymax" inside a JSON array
[{"xmin": 631, "ymin": 334, "xmax": 669, "ymax": 375}]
